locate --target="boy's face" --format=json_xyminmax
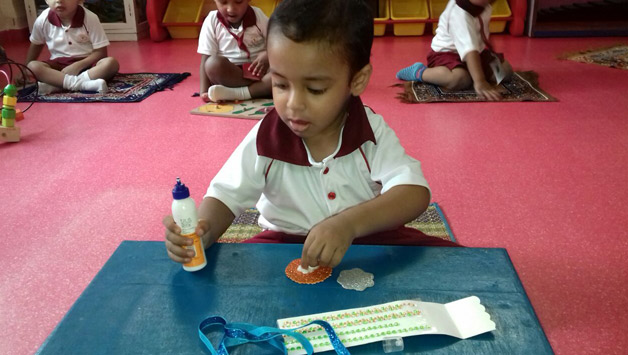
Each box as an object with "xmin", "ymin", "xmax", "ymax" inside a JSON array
[
  {"xmin": 214, "ymin": 0, "xmax": 250, "ymax": 27},
  {"xmin": 267, "ymin": 30, "xmax": 368, "ymax": 143},
  {"xmin": 46, "ymin": 0, "xmax": 82, "ymax": 21}
]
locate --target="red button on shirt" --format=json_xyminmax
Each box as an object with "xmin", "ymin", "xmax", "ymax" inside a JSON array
[
  {"xmin": 323, "ymin": 167, "xmax": 329, "ymax": 174},
  {"xmin": 327, "ymin": 192, "xmax": 336, "ymax": 200}
]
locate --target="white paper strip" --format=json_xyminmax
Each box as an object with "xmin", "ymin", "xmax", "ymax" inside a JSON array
[{"xmin": 277, "ymin": 296, "xmax": 495, "ymax": 354}]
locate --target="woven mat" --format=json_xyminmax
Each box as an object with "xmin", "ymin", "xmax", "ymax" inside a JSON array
[
  {"xmin": 560, "ymin": 44, "xmax": 628, "ymax": 70},
  {"xmin": 18, "ymin": 72, "xmax": 190, "ymax": 103},
  {"xmin": 217, "ymin": 202, "xmax": 455, "ymax": 243},
  {"xmin": 190, "ymin": 98, "xmax": 274, "ymax": 119},
  {"xmin": 396, "ymin": 71, "xmax": 556, "ymax": 103}
]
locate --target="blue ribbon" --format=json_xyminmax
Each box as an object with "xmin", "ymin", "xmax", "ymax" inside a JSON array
[{"xmin": 199, "ymin": 316, "xmax": 350, "ymax": 355}]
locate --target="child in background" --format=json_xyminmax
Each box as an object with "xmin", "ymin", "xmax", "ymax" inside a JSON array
[
  {"xmin": 198, "ymin": 0, "xmax": 272, "ymax": 102},
  {"xmin": 25, "ymin": 0, "xmax": 119, "ymax": 94},
  {"xmin": 396, "ymin": 0, "xmax": 512, "ymax": 101},
  {"xmin": 165, "ymin": 0, "xmax": 459, "ymax": 270}
]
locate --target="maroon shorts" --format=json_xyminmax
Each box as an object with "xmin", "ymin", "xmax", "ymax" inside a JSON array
[
  {"xmin": 243, "ymin": 226, "xmax": 461, "ymax": 247},
  {"xmin": 427, "ymin": 49, "xmax": 504, "ymax": 77},
  {"xmin": 44, "ymin": 56, "xmax": 88, "ymax": 71}
]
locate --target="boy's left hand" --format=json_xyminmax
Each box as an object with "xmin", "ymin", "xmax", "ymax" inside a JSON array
[
  {"xmin": 249, "ymin": 52, "xmax": 269, "ymax": 77},
  {"xmin": 301, "ymin": 215, "xmax": 356, "ymax": 269},
  {"xmin": 61, "ymin": 62, "xmax": 84, "ymax": 76}
]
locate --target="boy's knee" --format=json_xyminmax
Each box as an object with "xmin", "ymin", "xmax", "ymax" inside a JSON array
[
  {"xmin": 99, "ymin": 57, "xmax": 119, "ymax": 71},
  {"xmin": 27, "ymin": 60, "xmax": 43, "ymax": 73},
  {"xmin": 204, "ymin": 56, "xmax": 231, "ymax": 81},
  {"xmin": 445, "ymin": 70, "xmax": 472, "ymax": 90}
]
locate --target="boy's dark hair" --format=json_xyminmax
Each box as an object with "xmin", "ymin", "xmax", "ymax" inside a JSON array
[{"xmin": 268, "ymin": 0, "xmax": 373, "ymax": 76}]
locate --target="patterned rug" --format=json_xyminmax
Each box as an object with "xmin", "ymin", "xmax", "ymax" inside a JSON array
[
  {"xmin": 560, "ymin": 44, "xmax": 628, "ymax": 70},
  {"xmin": 217, "ymin": 202, "xmax": 456, "ymax": 243},
  {"xmin": 17, "ymin": 72, "xmax": 190, "ymax": 103},
  {"xmin": 396, "ymin": 71, "xmax": 556, "ymax": 103}
]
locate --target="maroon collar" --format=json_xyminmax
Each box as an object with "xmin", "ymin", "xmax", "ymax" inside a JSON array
[
  {"xmin": 456, "ymin": 0, "xmax": 485, "ymax": 17},
  {"xmin": 216, "ymin": 6, "xmax": 257, "ymax": 57},
  {"xmin": 256, "ymin": 96, "xmax": 376, "ymax": 166},
  {"xmin": 47, "ymin": 5, "xmax": 85, "ymax": 28}
]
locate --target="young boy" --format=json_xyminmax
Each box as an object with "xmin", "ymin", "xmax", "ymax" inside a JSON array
[
  {"xmin": 164, "ymin": 0, "xmax": 459, "ymax": 270},
  {"xmin": 25, "ymin": 0, "xmax": 119, "ymax": 95},
  {"xmin": 198, "ymin": 0, "xmax": 272, "ymax": 102},
  {"xmin": 396, "ymin": 0, "xmax": 512, "ymax": 101}
]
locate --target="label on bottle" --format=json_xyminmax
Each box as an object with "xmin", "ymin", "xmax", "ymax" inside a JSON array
[
  {"xmin": 178, "ymin": 216, "xmax": 197, "ymax": 234},
  {"xmin": 182, "ymin": 232, "xmax": 206, "ymax": 268}
]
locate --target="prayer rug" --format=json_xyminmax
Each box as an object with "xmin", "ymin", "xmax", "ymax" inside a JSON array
[
  {"xmin": 190, "ymin": 98, "xmax": 274, "ymax": 119},
  {"xmin": 560, "ymin": 44, "xmax": 628, "ymax": 70},
  {"xmin": 17, "ymin": 72, "xmax": 190, "ymax": 103},
  {"xmin": 217, "ymin": 202, "xmax": 456, "ymax": 243},
  {"xmin": 396, "ymin": 71, "xmax": 556, "ymax": 103}
]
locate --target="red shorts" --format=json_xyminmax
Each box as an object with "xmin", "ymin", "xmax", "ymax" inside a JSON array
[
  {"xmin": 427, "ymin": 49, "xmax": 504, "ymax": 77},
  {"xmin": 243, "ymin": 226, "xmax": 462, "ymax": 247},
  {"xmin": 45, "ymin": 56, "xmax": 88, "ymax": 71}
]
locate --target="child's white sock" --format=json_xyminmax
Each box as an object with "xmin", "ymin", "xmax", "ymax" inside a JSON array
[
  {"xmin": 80, "ymin": 79, "xmax": 108, "ymax": 94},
  {"xmin": 37, "ymin": 81, "xmax": 62, "ymax": 95},
  {"xmin": 62, "ymin": 74, "xmax": 83, "ymax": 91},
  {"xmin": 63, "ymin": 74, "xmax": 108, "ymax": 93},
  {"xmin": 78, "ymin": 70, "xmax": 92, "ymax": 81},
  {"xmin": 208, "ymin": 85, "xmax": 251, "ymax": 102}
]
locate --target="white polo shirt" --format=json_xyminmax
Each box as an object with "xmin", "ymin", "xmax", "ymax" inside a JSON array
[
  {"xmin": 197, "ymin": 6, "xmax": 268, "ymax": 64},
  {"xmin": 30, "ymin": 6, "xmax": 110, "ymax": 60},
  {"xmin": 206, "ymin": 96, "xmax": 430, "ymax": 235},
  {"xmin": 431, "ymin": 0, "xmax": 492, "ymax": 60}
]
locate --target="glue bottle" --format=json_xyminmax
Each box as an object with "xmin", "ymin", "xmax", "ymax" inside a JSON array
[{"xmin": 172, "ymin": 177, "xmax": 207, "ymax": 272}]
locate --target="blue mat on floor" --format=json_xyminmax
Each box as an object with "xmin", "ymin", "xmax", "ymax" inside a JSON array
[{"xmin": 18, "ymin": 72, "xmax": 190, "ymax": 103}]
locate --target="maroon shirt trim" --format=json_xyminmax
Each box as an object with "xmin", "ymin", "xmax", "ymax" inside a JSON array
[
  {"xmin": 47, "ymin": 5, "xmax": 85, "ymax": 28},
  {"xmin": 256, "ymin": 96, "xmax": 377, "ymax": 166}
]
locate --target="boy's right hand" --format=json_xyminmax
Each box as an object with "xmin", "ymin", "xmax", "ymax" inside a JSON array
[
  {"xmin": 200, "ymin": 92, "xmax": 210, "ymax": 102},
  {"xmin": 14, "ymin": 73, "xmax": 34, "ymax": 87},
  {"xmin": 163, "ymin": 215, "xmax": 210, "ymax": 264},
  {"xmin": 474, "ymin": 80, "xmax": 502, "ymax": 101}
]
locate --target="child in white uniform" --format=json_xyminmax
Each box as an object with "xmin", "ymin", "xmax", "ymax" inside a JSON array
[
  {"xmin": 396, "ymin": 0, "xmax": 512, "ymax": 101},
  {"xmin": 198, "ymin": 0, "xmax": 272, "ymax": 102},
  {"xmin": 26, "ymin": 0, "xmax": 119, "ymax": 94},
  {"xmin": 165, "ymin": 0, "xmax": 459, "ymax": 270}
]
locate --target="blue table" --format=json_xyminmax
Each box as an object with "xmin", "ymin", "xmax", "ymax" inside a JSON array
[{"xmin": 36, "ymin": 241, "xmax": 553, "ymax": 354}]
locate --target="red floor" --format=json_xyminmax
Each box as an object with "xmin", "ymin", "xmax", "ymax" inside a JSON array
[{"xmin": 1, "ymin": 34, "xmax": 627, "ymax": 354}]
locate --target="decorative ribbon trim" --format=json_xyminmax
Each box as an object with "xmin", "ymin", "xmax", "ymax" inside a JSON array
[{"xmin": 199, "ymin": 316, "xmax": 350, "ymax": 355}]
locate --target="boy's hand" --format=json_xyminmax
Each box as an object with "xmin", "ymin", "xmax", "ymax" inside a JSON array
[
  {"xmin": 249, "ymin": 52, "xmax": 269, "ymax": 77},
  {"xmin": 301, "ymin": 215, "xmax": 356, "ymax": 269},
  {"xmin": 61, "ymin": 62, "xmax": 84, "ymax": 77},
  {"xmin": 200, "ymin": 92, "xmax": 210, "ymax": 102},
  {"xmin": 474, "ymin": 80, "xmax": 502, "ymax": 101},
  {"xmin": 14, "ymin": 73, "xmax": 34, "ymax": 86},
  {"xmin": 163, "ymin": 215, "xmax": 211, "ymax": 264}
]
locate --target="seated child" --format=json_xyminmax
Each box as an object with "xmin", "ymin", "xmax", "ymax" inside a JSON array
[
  {"xmin": 165, "ymin": 0, "xmax": 459, "ymax": 270},
  {"xmin": 25, "ymin": 0, "xmax": 119, "ymax": 94},
  {"xmin": 396, "ymin": 0, "xmax": 512, "ymax": 101},
  {"xmin": 198, "ymin": 0, "xmax": 272, "ymax": 102}
]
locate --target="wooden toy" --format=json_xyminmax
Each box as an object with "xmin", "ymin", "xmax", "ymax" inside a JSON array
[{"xmin": 1, "ymin": 83, "xmax": 20, "ymax": 142}]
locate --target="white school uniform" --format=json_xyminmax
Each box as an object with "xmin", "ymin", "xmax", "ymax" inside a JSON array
[
  {"xmin": 431, "ymin": 0, "xmax": 492, "ymax": 60},
  {"xmin": 206, "ymin": 96, "xmax": 430, "ymax": 235},
  {"xmin": 30, "ymin": 6, "xmax": 109, "ymax": 60},
  {"xmin": 197, "ymin": 6, "xmax": 268, "ymax": 64}
]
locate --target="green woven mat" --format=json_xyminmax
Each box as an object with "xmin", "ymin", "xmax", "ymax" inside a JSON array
[{"xmin": 217, "ymin": 202, "xmax": 455, "ymax": 243}]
